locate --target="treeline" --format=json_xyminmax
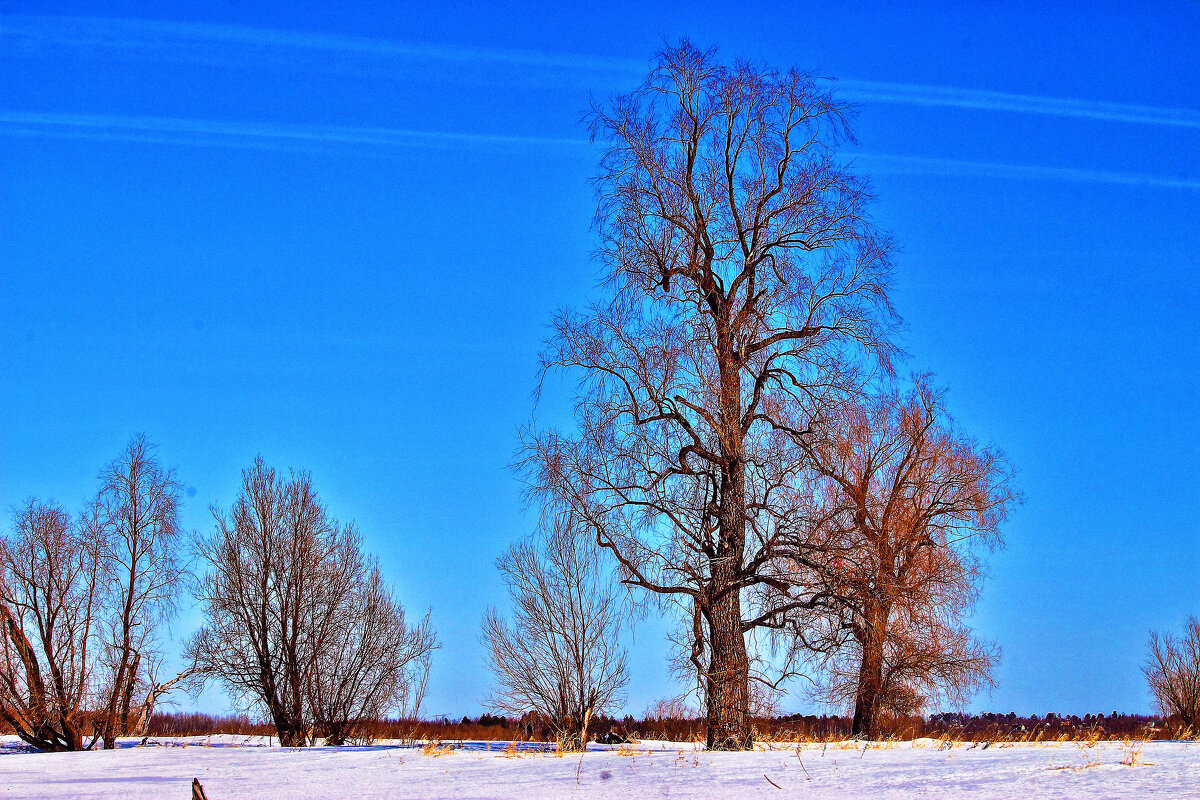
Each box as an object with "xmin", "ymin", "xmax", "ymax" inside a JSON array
[
  {"xmin": 117, "ymin": 709, "xmax": 1169, "ymax": 743},
  {"xmin": 399, "ymin": 709, "xmax": 1177, "ymax": 743},
  {"xmin": 924, "ymin": 712, "xmax": 1164, "ymax": 740},
  {"xmin": 146, "ymin": 712, "xmax": 272, "ymax": 737}
]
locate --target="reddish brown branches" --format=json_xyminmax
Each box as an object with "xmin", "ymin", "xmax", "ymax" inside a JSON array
[
  {"xmin": 789, "ymin": 379, "xmax": 1017, "ymax": 738},
  {"xmin": 0, "ymin": 501, "xmax": 101, "ymax": 752},
  {"xmin": 0, "ymin": 436, "xmax": 189, "ymax": 752}
]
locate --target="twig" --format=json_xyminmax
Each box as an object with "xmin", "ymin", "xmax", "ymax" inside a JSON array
[{"xmin": 795, "ymin": 749, "xmax": 812, "ymax": 780}]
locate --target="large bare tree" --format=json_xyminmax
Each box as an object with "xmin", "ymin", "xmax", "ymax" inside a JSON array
[
  {"xmin": 483, "ymin": 519, "xmax": 629, "ymax": 751},
  {"xmin": 791, "ymin": 380, "xmax": 1015, "ymax": 738},
  {"xmin": 522, "ymin": 41, "xmax": 897, "ymax": 748},
  {"xmin": 1144, "ymin": 618, "xmax": 1200, "ymax": 731},
  {"xmin": 188, "ymin": 458, "xmax": 435, "ymax": 746},
  {"xmin": 89, "ymin": 434, "xmax": 185, "ymax": 749},
  {"xmin": 0, "ymin": 500, "xmax": 102, "ymax": 751}
]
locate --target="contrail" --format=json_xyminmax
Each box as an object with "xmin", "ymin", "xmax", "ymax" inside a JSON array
[
  {"xmin": 0, "ymin": 14, "xmax": 645, "ymax": 78},
  {"xmin": 0, "ymin": 112, "xmax": 586, "ymax": 153},
  {"xmin": 838, "ymin": 81, "xmax": 1200, "ymax": 129},
  {"xmin": 3, "ymin": 111, "xmax": 1195, "ymax": 190},
  {"xmin": 3, "ymin": 14, "xmax": 1199, "ymax": 129},
  {"xmin": 853, "ymin": 153, "xmax": 1200, "ymax": 191}
]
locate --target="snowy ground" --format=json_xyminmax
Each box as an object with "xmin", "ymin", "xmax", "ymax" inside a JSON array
[{"xmin": 2, "ymin": 735, "xmax": 1199, "ymax": 799}]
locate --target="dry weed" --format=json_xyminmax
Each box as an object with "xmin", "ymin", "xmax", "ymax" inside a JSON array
[
  {"xmin": 1121, "ymin": 738, "xmax": 1153, "ymax": 767},
  {"xmin": 422, "ymin": 741, "xmax": 455, "ymax": 757}
]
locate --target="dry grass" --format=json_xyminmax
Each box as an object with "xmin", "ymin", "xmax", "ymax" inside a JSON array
[
  {"xmin": 495, "ymin": 742, "xmax": 535, "ymax": 760},
  {"xmin": 420, "ymin": 741, "xmax": 455, "ymax": 757},
  {"xmin": 1121, "ymin": 738, "xmax": 1153, "ymax": 767}
]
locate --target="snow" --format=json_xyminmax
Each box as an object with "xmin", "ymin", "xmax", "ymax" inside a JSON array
[{"xmin": 2, "ymin": 735, "xmax": 1199, "ymax": 799}]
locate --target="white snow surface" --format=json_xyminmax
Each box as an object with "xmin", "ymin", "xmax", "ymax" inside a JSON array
[{"xmin": 2, "ymin": 735, "xmax": 1198, "ymax": 799}]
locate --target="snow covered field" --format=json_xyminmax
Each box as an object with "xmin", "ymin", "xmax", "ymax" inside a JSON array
[{"xmin": 3, "ymin": 735, "xmax": 1199, "ymax": 799}]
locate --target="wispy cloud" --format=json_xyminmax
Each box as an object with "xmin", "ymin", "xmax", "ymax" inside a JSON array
[
  {"xmin": 854, "ymin": 153, "xmax": 1200, "ymax": 191},
  {"xmin": 0, "ymin": 112, "xmax": 585, "ymax": 154},
  {"xmin": 3, "ymin": 111, "xmax": 1195, "ymax": 190},
  {"xmin": 0, "ymin": 14, "xmax": 643, "ymax": 83},
  {"xmin": 837, "ymin": 81, "xmax": 1200, "ymax": 129},
  {"xmin": 3, "ymin": 14, "xmax": 1199, "ymax": 129}
]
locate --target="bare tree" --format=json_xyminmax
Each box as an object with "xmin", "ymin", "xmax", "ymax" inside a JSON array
[
  {"xmin": 483, "ymin": 520, "xmax": 629, "ymax": 751},
  {"xmin": 1144, "ymin": 618, "xmax": 1200, "ymax": 731},
  {"xmin": 309, "ymin": 566, "xmax": 437, "ymax": 745},
  {"xmin": 89, "ymin": 435, "xmax": 185, "ymax": 749},
  {"xmin": 790, "ymin": 379, "xmax": 1015, "ymax": 738},
  {"xmin": 128, "ymin": 663, "xmax": 202, "ymax": 738},
  {"xmin": 521, "ymin": 41, "xmax": 897, "ymax": 748},
  {"xmin": 0, "ymin": 500, "xmax": 102, "ymax": 751},
  {"xmin": 188, "ymin": 457, "xmax": 435, "ymax": 746}
]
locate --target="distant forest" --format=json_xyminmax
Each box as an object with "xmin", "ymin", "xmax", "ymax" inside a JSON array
[{"xmin": 136, "ymin": 709, "xmax": 1166, "ymax": 744}]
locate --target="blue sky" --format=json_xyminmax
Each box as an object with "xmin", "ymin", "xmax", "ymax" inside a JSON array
[{"xmin": 1, "ymin": 1, "xmax": 1197, "ymax": 719}]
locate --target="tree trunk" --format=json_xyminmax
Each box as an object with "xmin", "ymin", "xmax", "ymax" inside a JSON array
[
  {"xmin": 116, "ymin": 651, "xmax": 141, "ymax": 740},
  {"xmin": 577, "ymin": 706, "xmax": 592, "ymax": 752},
  {"xmin": 274, "ymin": 722, "xmax": 307, "ymax": 748},
  {"xmin": 705, "ymin": 589, "xmax": 751, "ymax": 749},
  {"xmin": 102, "ymin": 652, "xmax": 132, "ymax": 748},
  {"xmin": 703, "ymin": 314, "xmax": 752, "ymax": 751},
  {"xmin": 705, "ymin": 455, "xmax": 751, "ymax": 750},
  {"xmin": 851, "ymin": 627, "xmax": 885, "ymax": 739},
  {"xmin": 268, "ymin": 699, "xmax": 308, "ymax": 747},
  {"xmin": 553, "ymin": 707, "xmax": 590, "ymax": 752}
]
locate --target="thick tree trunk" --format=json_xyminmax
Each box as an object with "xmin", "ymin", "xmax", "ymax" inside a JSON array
[
  {"xmin": 577, "ymin": 706, "xmax": 592, "ymax": 752},
  {"xmin": 553, "ymin": 707, "xmax": 591, "ymax": 752},
  {"xmin": 705, "ymin": 586, "xmax": 751, "ymax": 749},
  {"xmin": 269, "ymin": 699, "xmax": 309, "ymax": 747},
  {"xmin": 559, "ymin": 730, "xmax": 586, "ymax": 752},
  {"xmin": 0, "ymin": 607, "xmax": 86, "ymax": 751},
  {"xmin": 703, "ymin": 312, "xmax": 753, "ymax": 751},
  {"xmin": 274, "ymin": 721, "xmax": 308, "ymax": 747},
  {"xmin": 110, "ymin": 650, "xmax": 141, "ymax": 744},
  {"xmin": 705, "ymin": 455, "xmax": 751, "ymax": 750},
  {"xmin": 102, "ymin": 652, "xmax": 134, "ymax": 748},
  {"xmin": 851, "ymin": 626, "xmax": 885, "ymax": 740}
]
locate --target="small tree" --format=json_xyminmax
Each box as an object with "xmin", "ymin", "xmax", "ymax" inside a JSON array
[
  {"xmin": 793, "ymin": 379, "xmax": 1015, "ymax": 738},
  {"xmin": 0, "ymin": 500, "xmax": 102, "ymax": 751},
  {"xmin": 309, "ymin": 566, "xmax": 436, "ymax": 745},
  {"xmin": 1144, "ymin": 618, "xmax": 1200, "ymax": 731},
  {"xmin": 483, "ymin": 520, "xmax": 629, "ymax": 751},
  {"xmin": 89, "ymin": 435, "xmax": 185, "ymax": 749},
  {"xmin": 189, "ymin": 457, "xmax": 435, "ymax": 746}
]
